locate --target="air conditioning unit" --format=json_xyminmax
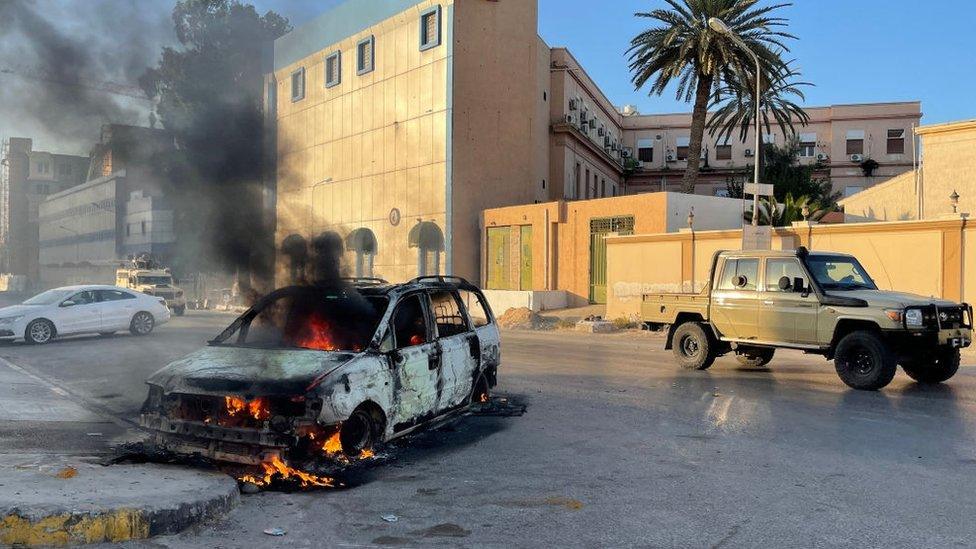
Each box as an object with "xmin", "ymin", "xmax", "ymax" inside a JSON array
[
  {"xmin": 816, "ymin": 153, "xmax": 829, "ymax": 162},
  {"xmin": 569, "ymin": 99, "xmax": 579, "ymax": 111},
  {"xmin": 850, "ymin": 154, "xmax": 864, "ymax": 163},
  {"xmin": 666, "ymin": 153, "xmax": 676, "ymax": 162},
  {"xmin": 621, "ymin": 148, "xmax": 632, "ymax": 159},
  {"xmin": 636, "ymin": 161, "xmax": 647, "ymax": 170},
  {"xmin": 744, "ymin": 149, "xmax": 755, "ymax": 158},
  {"xmin": 563, "ymin": 114, "xmax": 575, "ymax": 124}
]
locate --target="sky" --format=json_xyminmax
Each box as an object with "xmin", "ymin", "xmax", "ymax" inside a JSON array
[
  {"xmin": 261, "ymin": 0, "xmax": 976, "ymax": 125},
  {"xmin": 2, "ymin": 0, "xmax": 973, "ymax": 154}
]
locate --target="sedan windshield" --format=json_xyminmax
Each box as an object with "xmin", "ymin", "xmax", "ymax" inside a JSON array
[
  {"xmin": 23, "ymin": 288, "xmax": 74, "ymax": 306},
  {"xmin": 805, "ymin": 255, "xmax": 877, "ymax": 291},
  {"xmin": 212, "ymin": 286, "xmax": 388, "ymax": 353}
]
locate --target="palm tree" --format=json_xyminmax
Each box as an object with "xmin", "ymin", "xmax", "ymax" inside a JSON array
[
  {"xmin": 743, "ymin": 193, "xmax": 829, "ymax": 226},
  {"xmin": 627, "ymin": 0, "xmax": 795, "ymax": 193},
  {"xmin": 708, "ymin": 61, "xmax": 812, "ymax": 144}
]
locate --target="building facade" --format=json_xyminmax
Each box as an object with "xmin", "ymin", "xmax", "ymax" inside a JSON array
[
  {"xmin": 270, "ymin": 0, "xmax": 923, "ymax": 287},
  {"xmin": 0, "ymin": 138, "xmax": 87, "ymax": 283}
]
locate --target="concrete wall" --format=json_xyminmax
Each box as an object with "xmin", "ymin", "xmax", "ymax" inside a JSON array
[
  {"xmin": 605, "ymin": 218, "xmax": 970, "ymax": 319},
  {"xmin": 38, "ymin": 174, "xmax": 120, "ymax": 268},
  {"xmin": 839, "ymin": 170, "xmax": 919, "ymax": 222},
  {"xmin": 918, "ymin": 120, "xmax": 976, "ymax": 218}
]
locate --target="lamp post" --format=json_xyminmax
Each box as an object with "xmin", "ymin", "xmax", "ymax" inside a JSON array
[
  {"xmin": 708, "ymin": 17, "xmax": 762, "ymax": 227},
  {"xmin": 688, "ymin": 208, "xmax": 696, "ymax": 293},
  {"xmin": 951, "ymin": 190, "xmax": 960, "ymax": 214}
]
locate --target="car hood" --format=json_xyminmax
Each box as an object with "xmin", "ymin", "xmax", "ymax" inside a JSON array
[
  {"xmin": 0, "ymin": 304, "xmax": 44, "ymax": 318},
  {"xmin": 826, "ymin": 289, "xmax": 959, "ymax": 309},
  {"xmin": 146, "ymin": 346, "xmax": 358, "ymax": 397}
]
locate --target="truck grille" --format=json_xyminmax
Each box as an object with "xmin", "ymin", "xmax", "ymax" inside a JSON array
[{"xmin": 936, "ymin": 306, "xmax": 969, "ymax": 329}]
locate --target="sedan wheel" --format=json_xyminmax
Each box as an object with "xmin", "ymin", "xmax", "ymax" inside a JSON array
[
  {"xmin": 129, "ymin": 312, "xmax": 155, "ymax": 336},
  {"xmin": 25, "ymin": 319, "xmax": 55, "ymax": 345}
]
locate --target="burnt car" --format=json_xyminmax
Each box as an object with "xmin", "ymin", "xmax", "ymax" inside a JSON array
[{"xmin": 139, "ymin": 276, "xmax": 500, "ymax": 468}]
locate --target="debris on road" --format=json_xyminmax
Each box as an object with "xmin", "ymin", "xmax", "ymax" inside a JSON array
[
  {"xmin": 54, "ymin": 466, "xmax": 77, "ymax": 479},
  {"xmin": 497, "ymin": 307, "xmax": 546, "ymax": 330},
  {"xmin": 470, "ymin": 396, "xmax": 527, "ymax": 417},
  {"xmin": 381, "ymin": 514, "xmax": 399, "ymax": 523},
  {"xmin": 263, "ymin": 527, "xmax": 287, "ymax": 536}
]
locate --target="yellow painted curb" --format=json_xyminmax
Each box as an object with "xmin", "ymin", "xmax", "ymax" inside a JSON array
[{"xmin": 1, "ymin": 509, "xmax": 149, "ymax": 546}]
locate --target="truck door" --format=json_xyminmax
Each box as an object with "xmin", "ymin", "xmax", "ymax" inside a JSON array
[
  {"xmin": 759, "ymin": 258, "xmax": 818, "ymax": 344},
  {"xmin": 710, "ymin": 258, "xmax": 760, "ymax": 340}
]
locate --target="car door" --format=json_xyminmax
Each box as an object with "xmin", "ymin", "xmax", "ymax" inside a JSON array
[
  {"xmin": 57, "ymin": 290, "xmax": 102, "ymax": 334},
  {"xmin": 458, "ymin": 288, "xmax": 499, "ymax": 385},
  {"xmin": 709, "ymin": 257, "xmax": 760, "ymax": 340},
  {"xmin": 95, "ymin": 289, "xmax": 137, "ymax": 330},
  {"xmin": 388, "ymin": 292, "xmax": 441, "ymax": 430},
  {"xmin": 428, "ymin": 289, "xmax": 473, "ymax": 408},
  {"xmin": 759, "ymin": 258, "xmax": 818, "ymax": 344}
]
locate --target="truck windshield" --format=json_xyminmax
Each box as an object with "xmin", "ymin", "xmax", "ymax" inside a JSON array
[
  {"xmin": 212, "ymin": 287, "xmax": 388, "ymax": 353},
  {"xmin": 137, "ymin": 276, "xmax": 173, "ymax": 285},
  {"xmin": 805, "ymin": 256, "xmax": 877, "ymax": 291}
]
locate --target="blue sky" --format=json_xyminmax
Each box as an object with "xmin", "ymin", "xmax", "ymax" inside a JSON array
[{"xmin": 262, "ymin": 0, "xmax": 976, "ymax": 125}]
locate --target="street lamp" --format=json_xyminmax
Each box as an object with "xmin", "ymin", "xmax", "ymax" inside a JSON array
[
  {"xmin": 950, "ymin": 190, "xmax": 960, "ymax": 214},
  {"xmin": 708, "ymin": 17, "xmax": 763, "ymax": 227}
]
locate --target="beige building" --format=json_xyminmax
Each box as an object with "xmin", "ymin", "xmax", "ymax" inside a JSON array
[
  {"xmin": 270, "ymin": 0, "xmax": 923, "ymax": 287},
  {"xmin": 840, "ymin": 119, "xmax": 976, "ymax": 222}
]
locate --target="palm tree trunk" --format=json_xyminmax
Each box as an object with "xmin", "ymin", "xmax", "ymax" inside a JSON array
[{"xmin": 680, "ymin": 75, "xmax": 714, "ymax": 194}]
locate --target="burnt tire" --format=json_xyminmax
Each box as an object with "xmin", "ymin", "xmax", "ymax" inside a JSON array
[
  {"xmin": 834, "ymin": 331, "xmax": 897, "ymax": 391},
  {"xmin": 735, "ymin": 347, "xmax": 775, "ymax": 368},
  {"xmin": 129, "ymin": 312, "xmax": 155, "ymax": 336},
  {"xmin": 901, "ymin": 348, "xmax": 960, "ymax": 384},
  {"xmin": 340, "ymin": 408, "xmax": 377, "ymax": 456},
  {"xmin": 25, "ymin": 319, "xmax": 55, "ymax": 345},
  {"xmin": 672, "ymin": 322, "xmax": 716, "ymax": 371}
]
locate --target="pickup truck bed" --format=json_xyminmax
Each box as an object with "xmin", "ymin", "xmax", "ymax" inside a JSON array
[{"xmin": 641, "ymin": 292, "xmax": 708, "ymax": 325}]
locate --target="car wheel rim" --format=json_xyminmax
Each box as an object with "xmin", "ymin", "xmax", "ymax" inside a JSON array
[
  {"xmin": 134, "ymin": 314, "xmax": 152, "ymax": 334},
  {"xmin": 30, "ymin": 322, "xmax": 50, "ymax": 342},
  {"xmin": 681, "ymin": 335, "xmax": 700, "ymax": 358},
  {"xmin": 851, "ymin": 348, "xmax": 875, "ymax": 375}
]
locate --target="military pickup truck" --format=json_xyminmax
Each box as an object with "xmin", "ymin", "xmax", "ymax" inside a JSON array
[{"xmin": 642, "ymin": 247, "xmax": 973, "ymax": 390}]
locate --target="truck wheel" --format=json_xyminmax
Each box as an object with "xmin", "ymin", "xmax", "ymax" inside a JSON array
[
  {"xmin": 672, "ymin": 322, "xmax": 716, "ymax": 371},
  {"xmin": 735, "ymin": 347, "xmax": 775, "ymax": 368},
  {"xmin": 173, "ymin": 305, "xmax": 186, "ymax": 317},
  {"xmin": 901, "ymin": 349, "xmax": 960, "ymax": 384},
  {"xmin": 834, "ymin": 331, "xmax": 897, "ymax": 390}
]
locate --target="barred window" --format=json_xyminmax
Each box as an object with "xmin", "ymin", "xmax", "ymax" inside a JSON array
[
  {"xmin": 290, "ymin": 67, "xmax": 305, "ymax": 102},
  {"xmin": 325, "ymin": 51, "xmax": 341, "ymax": 88},
  {"xmin": 357, "ymin": 36, "xmax": 374, "ymax": 75},
  {"xmin": 419, "ymin": 6, "xmax": 441, "ymax": 51}
]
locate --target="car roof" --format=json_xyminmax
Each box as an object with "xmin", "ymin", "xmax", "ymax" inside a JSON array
[{"xmin": 49, "ymin": 284, "xmax": 137, "ymax": 292}]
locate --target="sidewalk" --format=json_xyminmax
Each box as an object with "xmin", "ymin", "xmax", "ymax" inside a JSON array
[{"xmin": 0, "ymin": 357, "xmax": 240, "ymax": 546}]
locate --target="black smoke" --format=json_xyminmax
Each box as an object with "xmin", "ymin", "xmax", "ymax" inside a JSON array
[{"xmin": 0, "ymin": 0, "xmax": 174, "ymax": 153}]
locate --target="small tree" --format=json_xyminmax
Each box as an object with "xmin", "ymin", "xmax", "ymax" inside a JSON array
[{"xmin": 743, "ymin": 193, "xmax": 828, "ymax": 226}]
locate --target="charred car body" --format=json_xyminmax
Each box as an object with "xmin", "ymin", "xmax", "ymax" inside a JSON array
[{"xmin": 139, "ymin": 276, "xmax": 500, "ymax": 468}]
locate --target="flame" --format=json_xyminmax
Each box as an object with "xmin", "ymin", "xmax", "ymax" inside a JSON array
[
  {"xmin": 240, "ymin": 455, "xmax": 337, "ymax": 488},
  {"xmin": 358, "ymin": 448, "xmax": 375, "ymax": 459},
  {"xmin": 292, "ymin": 311, "xmax": 340, "ymax": 352},
  {"xmin": 322, "ymin": 431, "xmax": 342, "ymax": 456},
  {"xmin": 224, "ymin": 396, "xmax": 270, "ymax": 421},
  {"xmin": 479, "ymin": 393, "xmax": 490, "ymax": 403}
]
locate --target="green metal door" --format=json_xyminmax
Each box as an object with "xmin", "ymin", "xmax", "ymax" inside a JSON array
[
  {"xmin": 589, "ymin": 216, "xmax": 635, "ymax": 304},
  {"xmin": 520, "ymin": 226, "xmax": 533, "ymax": 290},
  {"xmin": 487, "ymin": 227, "xmax": 510, "ymax": 290}
]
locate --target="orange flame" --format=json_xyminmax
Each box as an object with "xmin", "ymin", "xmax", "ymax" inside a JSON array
[
  {"xmin": 240, "ymin": 455, "xmax": 336, "ymax": 488},
  {"xmin": 224, "ymin": 396, "xmax": 271, "ymax": 421},
  {"xmin": 479, "ymin": 393, "xmax": 490, "ymax": 403},
  {"xmin": 322, "ymin": 431, "xmax": 342, "ymax": 456},
  {"xmin": 292, "ymin": 312, "xmax": 340, "ymax": 352}
]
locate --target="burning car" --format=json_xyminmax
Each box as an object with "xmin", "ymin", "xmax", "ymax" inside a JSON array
[{"xmin": 139, "ymin": 276, "xmax": 499, "ymax": 481}]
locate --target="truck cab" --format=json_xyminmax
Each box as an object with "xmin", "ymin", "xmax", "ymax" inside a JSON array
[
  {"xmin": 116, "ymin": 256, "xmax": 187, "ymax": 316},
  {"xmin": 642, "ymin": 248, "xmax": 972, "ymax": 390}
]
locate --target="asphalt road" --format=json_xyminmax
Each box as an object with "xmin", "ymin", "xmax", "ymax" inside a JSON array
[{"xmin": 3, "ymin": 312, "xmax": 976, "ymax": 547}]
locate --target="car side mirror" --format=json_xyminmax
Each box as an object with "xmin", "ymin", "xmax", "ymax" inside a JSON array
[
  {"xmin": 732, "ymin": 275, "xmax": 748, "ymax": 288},
  {"xmin": 778, "ymin": 276, "xmax": 792, "ymax": 291},
  {"xmin": 60, "ymin": 300, "xmax": 75, "ymax": 308}
]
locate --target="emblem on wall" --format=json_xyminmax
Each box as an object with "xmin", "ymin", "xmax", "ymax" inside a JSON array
[{"xmin": 389, "ymin": 207, "xmax": 401, "ymax": 227}]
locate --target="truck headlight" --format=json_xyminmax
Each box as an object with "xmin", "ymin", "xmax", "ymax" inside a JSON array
[{"xmin": 905, "ymin": 308, "xmax": 925, "ymax": 327}]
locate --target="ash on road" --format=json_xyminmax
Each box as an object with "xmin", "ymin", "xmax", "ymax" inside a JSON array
[{"xmin": 2, "ymin": 311, "xmax": 976, "ymax": 547}]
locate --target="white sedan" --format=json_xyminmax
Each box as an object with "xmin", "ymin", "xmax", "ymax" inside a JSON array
[{"xmin": 0, "ymin": 285, "xmax": 172, "ymax": 344}]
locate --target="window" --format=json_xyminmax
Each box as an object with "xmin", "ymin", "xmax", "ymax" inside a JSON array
[
  {"xmin": 584, "ymin": 168, "xmax": 590, "ymax": 199},
  {"xmin": 429, "ymin": 291, "xmax": 468, "ymax": 337},
  {"xmin": 97, "ymin": 289, "xmax": 136, "ymax": 302},
  {"xmin": 637, "ymin": 139, "xmax": 653, "ymax": 162},
  {"xmin": 63, "ymin": 291, "xmax": 96, "ymax": 306},
  {"xmin": 846, "ymin": 130, "xmax": 864, "ymax": 155},
  {"xmin": 676, "ymin": 137, "xmax": 690, "ymax": 160},
  {"xmin": 806, "ymin": 255, "xmax": 877, "ymax": 291},
  {"xmin": 392, "ymin": 294, "xmax": 429, "ymax": 349},
  {"xmin": 290, "ymin": 67, "xmax": 305, "ymax": 102},
  {"xmin": 600, "ymin": 179, "xmax": 606, "ymax": 198},
  {"xmin": 325, "ymin": 51, "xmax": 341, "ymax": 88},
  {"xmin": 356, "ymin": 36, "xmax": 374, "ymax": 75},
  {"xmin": 716, "ymin": 145, "xmax": 732, "ymax": 160},
  {"xmin": 419, "ymin": 6, "xmax": 441, "ymax": 51},
  {"xmin": 676, "ymin": 146, "xmax": 689, "ymax": 160},
  {"xmin": 458, "ymin": 290, "xmax": 492, "ymax": 328},
  {"xmin": 887, "ymin": 129, "xmax": 905, "ymax": 154},
  {"xmin": 716, "ymin": 258, "xmax": 759, "ymax": 291},
  {"xmin": 765, "ymin": 259, "xmax": 807, "ymax": 292},
  {"xmin": 141, "ymin": 220, "xmax": 146, "ymax": 234},
  {"xmin": 798, "ymin": 133, "xmax": 816, "ymax": 157}
]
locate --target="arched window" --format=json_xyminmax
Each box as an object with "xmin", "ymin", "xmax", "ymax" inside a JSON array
[
  {"xmin": 345, "ymin": 228, "xmax": 378, "ymax": 278},
  {"xmin": 280, "ymin": 234, "xmax": 308, "ymax": 284},
  {"xmin": 408, "ymin": 221, "xmax": 444, "ymax": 276}
]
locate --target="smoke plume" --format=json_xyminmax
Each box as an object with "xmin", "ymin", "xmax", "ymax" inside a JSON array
[{"xmin": 0, "ymin": 0, "xmax": 174, "ymax": 153}]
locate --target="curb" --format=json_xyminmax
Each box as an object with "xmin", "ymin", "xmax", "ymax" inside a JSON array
[{"xmin": 0, "ymin": 463, "xmax": 239, "ymax": 546}]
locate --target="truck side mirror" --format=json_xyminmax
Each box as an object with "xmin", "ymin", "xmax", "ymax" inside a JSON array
[
  {"xmin": 778, "ymin": 276, "xmax": 792, "ymax": 291},
  {"xmin": 793, "ymin": 277, "xmax": 809, "ymax": 296}
]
